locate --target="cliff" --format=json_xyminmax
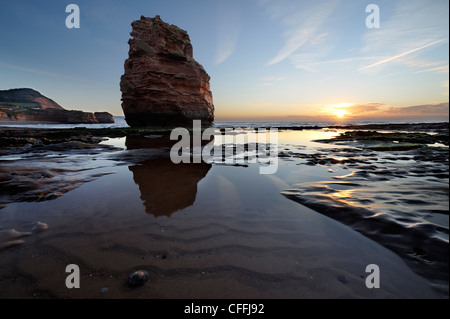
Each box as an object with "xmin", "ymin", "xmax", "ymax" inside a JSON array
[
  {"xmin": 0, "ymin": 88, "xmax": 65, "ymax": 110},
  {"xmin": 120, "ymin": 15, "xmax": 214, "ymax": 127},
  {"xmin": 0, "ymin": 88, "xmax": 114, "ymax": 124}
]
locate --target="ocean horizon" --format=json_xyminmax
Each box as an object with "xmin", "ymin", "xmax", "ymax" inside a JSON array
[{"xmin": 0, "ymin": 115, "xmax": 448, "ymax": 130}]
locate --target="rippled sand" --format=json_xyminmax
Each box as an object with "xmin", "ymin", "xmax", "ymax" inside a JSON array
[{"xmin": 0, "ymin": 129, "xmax": 447, "ymax": 298}]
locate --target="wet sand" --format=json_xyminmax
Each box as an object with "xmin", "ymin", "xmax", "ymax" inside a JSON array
[{"xmin": 0, "ymin": 125, "xmax": 448, "ymax": 298}]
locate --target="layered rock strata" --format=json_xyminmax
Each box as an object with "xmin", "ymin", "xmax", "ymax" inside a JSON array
[{"xmin": 120, "ymin": 15, "xmax": 214, "ymax": 127}]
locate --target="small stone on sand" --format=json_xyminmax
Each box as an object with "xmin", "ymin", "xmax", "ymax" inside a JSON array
[
  {"xmin": 31, "ymin": 221, "xmax": 48, "ymax": 233},
  {"xmin": 128, "ymin": 270, "xmax": 150, "ymax": 286}
]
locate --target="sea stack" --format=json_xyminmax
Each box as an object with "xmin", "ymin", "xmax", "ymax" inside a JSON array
[{"xmin": 120, "ymin": 15, "xmax": 214, "ymax": 127}]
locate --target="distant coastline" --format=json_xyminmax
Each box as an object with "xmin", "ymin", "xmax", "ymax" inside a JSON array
[{"xmin": 0, "ymin": 88, "xmax": 114, "ymax": 125}]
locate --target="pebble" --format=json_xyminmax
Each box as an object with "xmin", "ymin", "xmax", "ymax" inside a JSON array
[
  {"xmin": 128, "ymin": 270, "xmax": 150, "ymax": 286},
  {"xmin": 31, "ymin": 221, "xmax": 48, "ymax": 233}
]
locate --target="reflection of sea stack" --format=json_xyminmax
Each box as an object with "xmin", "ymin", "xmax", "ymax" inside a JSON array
[
  {"xmin": 120, "ymin": 15, "xmax": 214, "ymax": 127},
  {"xmin": 129, "ymin": 157, "xmax": 211, "ymax": 217}
]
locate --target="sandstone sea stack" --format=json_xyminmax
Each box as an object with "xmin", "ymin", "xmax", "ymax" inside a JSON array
[{"xmin": 120, "ymin": 15, "xmax": 214, "ymax": 127}]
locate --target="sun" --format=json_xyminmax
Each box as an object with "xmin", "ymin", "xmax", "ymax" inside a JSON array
[
  {"xmin": 334, "ymin": 109, "xmax": 348, "ymax": 118},
  {"xmin": 326, "ymin": 103, "xmax": 353, "ymax": 119}
]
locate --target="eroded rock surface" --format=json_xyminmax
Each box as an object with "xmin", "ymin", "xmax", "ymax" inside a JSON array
[{"xmin": 120, "ymin": 15, "xmax": 214, "ymax": 127}]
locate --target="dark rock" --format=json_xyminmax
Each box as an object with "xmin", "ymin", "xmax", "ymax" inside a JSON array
[
  {"xmin": 94, "ymin": 112, "xmax": 115, "ymax": 123},
  {"xmin": 128, "ymin": 270, "xmax": 150, "ymax": 286}
]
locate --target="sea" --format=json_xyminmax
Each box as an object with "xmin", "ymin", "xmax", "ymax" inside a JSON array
[{"xmin": 0, "ymin": 115, "xmax": 446, "ymax": 129}]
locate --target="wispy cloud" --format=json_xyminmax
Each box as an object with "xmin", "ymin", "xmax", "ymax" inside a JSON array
[
  {"xmin": 292, "ymin": 56, "xmax": 374, "ymax": 72},
  {"xmin": 359, "ymin": 39, "xmax": 446, "ymax": 71},
  {"xmin": 415, "ymin": 64, "xmax": 449, "ymax": 74},
  {"xmin": 360, "ymin": 0, "xmax": 449, "ymax": 73},
  {"xmin": 347, "ymin": 103, "xmax": 385, "ymax": 115},
  {"xmin": 387, "ymin": 103, "xmax": 449, "ymax": 116},
  {"xmin": 265, "ymin": 0, "xmax": 339, "ymax": 66},
  {"xmin": 261, "ymin": 0, "xmax": 448, "ymax": 78},
  {"xmin": 215, "ymin": 0, "xmax": 242, "ymax": 65},
  {"xmin": 443, "ymin": 80, "xmax": 449, "ymax": 96},
  {"xmin": 260, "ymin": 76, "xmax": 286, "ymax": 86}
]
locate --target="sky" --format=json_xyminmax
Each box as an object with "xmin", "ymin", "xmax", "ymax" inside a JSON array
[{"xmin": 0, "ymin": 0, "xmax": 448, "ymax": 122}]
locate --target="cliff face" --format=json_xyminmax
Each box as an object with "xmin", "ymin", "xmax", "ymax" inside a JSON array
[
  {"xmin": 0, "ymin": 88, "xmax": 64, "ymax": 110},
  {"xmin": 120, "ymin": 15, "xmax": 214, "ymax": 127},
  {"xmin": 0, "ymin": 108, "xmax": 98, "ymax": 124},
  {"xmin": 0, "ymin": 88, "xmax": 114, "ymax": 124}
]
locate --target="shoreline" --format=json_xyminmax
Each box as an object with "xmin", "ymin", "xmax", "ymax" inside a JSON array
[
  {"xmin": 1, "ymin": 121, "xmax": 448, "ymax": 154},
  {"xmin": 1, "ymin": 120, "xmax": 448, "ymax": 134}
]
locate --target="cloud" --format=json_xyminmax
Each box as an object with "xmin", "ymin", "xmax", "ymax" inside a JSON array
[
  {"xmin": 260, "ymin": 76, "xmax": 286, "ymax": 86},
  {"xmin": 415, "ymin": 64, "xmax": 449, "ymax": 74},
  {"xmin": 214, "ymin": 1, "xmax": 242, "ymax": 65},
  {"xmin": 320, "ymin": 102, "xmax": 449, "ymax": 120},
  {"xmin": 443, "ymin": 80, "xmax": 449, "ymax": 96},
  {"xmin": 266, "ymin": 0, "xmax": 339, "ymax": 65},
  {"xmin": 347, "ymin": 103, "xmax": 385, "ymax": 115},
  {"xmin": 359, "ymin": 39, "xmax": 447, "ymax": 71},
  {"xmin": 261, "ymin": 0, "xmax": 448, "ymax": 77},
  {"xmin": 345, "ymin": 102, "xmax": 449, "ymax": 119},
  {"xmin": 292, "ymin": 56, "xmax": 374, "ymax": 73},
  {"xmin": 386, "ymin": 103, "xmax": 449, "ymax": 116},
  {"xmin": 311, "ymin": 33, "xmax": 329, "ymax": 45},
  {"xmin": 360, "ymin": 0, "xmax": 449, "ymax": 72}
]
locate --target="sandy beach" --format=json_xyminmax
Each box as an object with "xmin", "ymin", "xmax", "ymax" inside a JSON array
[{"xmin": 0, "ymin": 123, "xmax": 447, "ymax": 298}]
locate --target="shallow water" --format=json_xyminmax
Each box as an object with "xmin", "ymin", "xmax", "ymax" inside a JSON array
[{"xmin": 0, "ymin": 129, "xmax": 448, "ymax": 298}]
